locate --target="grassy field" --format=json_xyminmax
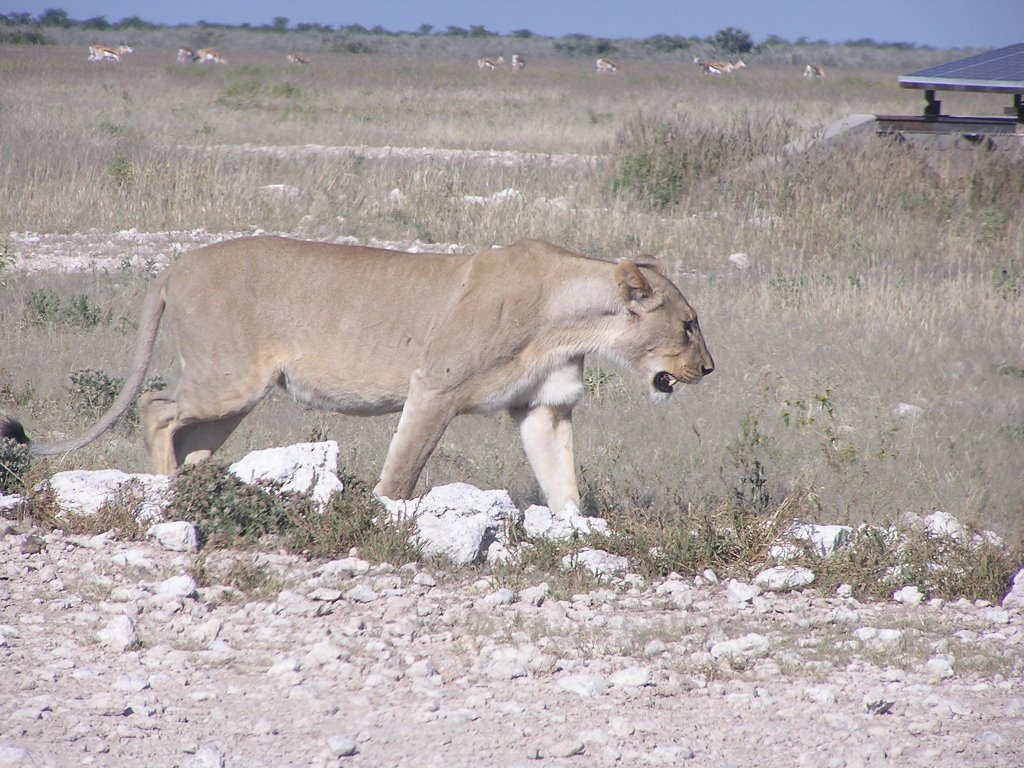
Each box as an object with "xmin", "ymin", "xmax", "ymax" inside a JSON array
[{"xmin": 1, "ymin": 38, "xmax": 1022, "ymax": 550}]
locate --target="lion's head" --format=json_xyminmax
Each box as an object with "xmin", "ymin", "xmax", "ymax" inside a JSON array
[{"xmin": 614, "ymin": 259, "xmax": 714, "ymax": 401}]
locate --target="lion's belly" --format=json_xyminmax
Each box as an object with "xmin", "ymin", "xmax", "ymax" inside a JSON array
[{"xmin": 280, "ymin": 369, "xmax": 409, "ymax": 415}]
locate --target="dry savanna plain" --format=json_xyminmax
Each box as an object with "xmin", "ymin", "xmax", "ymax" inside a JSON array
[{"xmin": 0, "ymin": 32, "xmax": 1023, "ymax": 768}]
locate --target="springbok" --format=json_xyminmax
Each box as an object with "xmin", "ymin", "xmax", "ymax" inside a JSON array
[
  {"xmin": 196, "ymin": 48, "xmax": 229, "ymax": 65},
  {"xmin": 695, "ymin": 57, "xmax": 745, "ymax": 75},
  {"xmin": 177, "ymin": 47, "xmax": 199, "ymax": 63},
  {"xmin": 477, "ymin": 55, "xmax": 505, "ymax": 70},
  {"xmin": 804, "ymin": 63, "xmax": 826, "ymax": 79},
  {"xmin": 511, "ymin": 54, "xmax": 526, "ymax": 71},
  {"xmin": 287, "ymin": 52, "xmax": 311, "ymax": 65},
  {"xmin": 88, "ymin": 44, "xmax": 133, "ymax": 63},
  {"xmin": 595, "ymin": 57, "xmax": 619, "ymax": 73}
]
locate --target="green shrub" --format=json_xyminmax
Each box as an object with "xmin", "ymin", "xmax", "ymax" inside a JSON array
[
  {"xmin": 167, "ymin": 461, "xmax": 420, "ymax": 562},
  {"xmin": 0, "ymin": 437, "xmax": 30, "ymax": 495}
]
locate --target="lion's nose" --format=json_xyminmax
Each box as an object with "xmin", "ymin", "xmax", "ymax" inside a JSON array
[{"xmin": 702, "ymin": 362, "xmax": 715, "ymax": 376}]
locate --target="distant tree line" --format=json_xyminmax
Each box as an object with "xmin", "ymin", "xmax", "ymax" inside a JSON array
[{"xmin": 0, "ymin": 9, "xmax": 926, "ymax": 52}]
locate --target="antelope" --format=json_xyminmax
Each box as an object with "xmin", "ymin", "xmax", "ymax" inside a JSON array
[
  {"xmin": 88, "ymin": 44, "xmax": 133, "ymax": 63},
  {"xmin": 177, "ymin": 47, "xmax": 199, "ymax": 63},
  {"xmin": 196, "ymin": 48, "xmax": 229, "ymax": 65},
  {"xmin": 511, "ymin": 54, "xmax": 525, "ymax": 71},
  {"xmin": 477, "ymin": 55, "xmax": 504, "ymax": 70},
  {"xmin": 287, "ymin": 52, "xmax": 311, "ymax": 65},
  {"xmin": 694, "ymin": 57, "xmax": 745, "ymax": 75},
  {"xmin": 595, "ymin": 57, "xmax": 619, "ymax": 73},
  {"xmin": 804, "ymin": 63, "xmax": 826, "ymax": 79}
]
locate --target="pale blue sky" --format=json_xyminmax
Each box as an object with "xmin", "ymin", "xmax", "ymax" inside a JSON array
[{"xmin": 7, "ymin": 0, "xmax": 1022, "ymax": 49}]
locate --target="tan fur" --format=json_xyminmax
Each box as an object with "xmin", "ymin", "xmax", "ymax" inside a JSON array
[{"xmin": 8, "ymin": 238, "xmax": 713, "ymax": 513}]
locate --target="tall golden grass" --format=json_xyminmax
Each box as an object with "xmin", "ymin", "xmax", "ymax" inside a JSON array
[{"xmin": 1, "ymin": 42, "xmax": 1022, "ymax": 542}]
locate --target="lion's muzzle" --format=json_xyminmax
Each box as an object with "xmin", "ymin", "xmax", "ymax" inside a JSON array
[{"xmin": 653, "ymin": 364, "xmax": 713, "ymax": 393}]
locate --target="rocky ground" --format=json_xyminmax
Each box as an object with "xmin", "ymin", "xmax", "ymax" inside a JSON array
[{"xmin": 2, "ymin": 509, "xmax": 1023, "ymax": 768}]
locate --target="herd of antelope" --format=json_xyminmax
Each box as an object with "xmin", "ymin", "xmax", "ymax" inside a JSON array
[{"xmin": 85, "ymin": 43, "xmax": 827, "ymax": 81}]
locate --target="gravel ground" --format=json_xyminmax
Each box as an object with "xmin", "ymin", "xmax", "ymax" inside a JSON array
[{"xmin": 1, "ymin": 512, "xmax": 1023, "ymax": 768}]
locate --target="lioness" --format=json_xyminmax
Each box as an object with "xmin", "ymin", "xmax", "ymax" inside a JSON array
[{"xmin": 2, "ymin": 237, "xmax": 713, "ymax": 512}]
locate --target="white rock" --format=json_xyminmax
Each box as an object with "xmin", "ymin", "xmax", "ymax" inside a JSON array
[
  {"xmin": 327, "ymin": 735, "xmax": 359, "ymax": 757},
  {"xmin": 113, "ymin": 675, "xmax": 151, "ymax": 693},
  {"xmin": 522, "ymin": 504, "xmax": 610, "ymax": 539},
  {"xmin": 753, "ymin": 565, "xmax": 815, "ymax": 592},
  {"xmin": 97, "ymin": 615, "xmax": 138, "ymax": 651},
  {"xmin": 387, "ymin": 188, "xmax": 404, "ymax": 205},
  {"xmin": 726, "ymin": 579, "xmax": 762, "ymax": 603},
  {"xmin": 344, "ymin": 585, "xmax": 379, "ymax": 603},
  {"xmin": 382, "ymin": 483, "xmax": 516, "ymax": 566},
  {"xmin": 925, "ymin": 656, "xmax": 954, "ymax": 679},
  {"xmin": 481, "ymin": 588, "xmax": 515, "ymax": 607},
  {"xmin": 710, "ymin": 633, "xmax": 771, "ymax": 662},
  {"xmin": 155, "ymin": 575, "xmax": 198, "ymax": 600},
  {"xmin": 190, "ymin": 743, "xmax": 225, "ymax": 768},
  {"xmin": 1002, "ymin": 568, "xmax": 1024, "ymax": 612},
  {"xmin": 229, "ymin": 441, "xmax": 343, "ymax": 507},
  {"xmin": 728, "ymin": 252, "xmax": 750, "ymax": 269},
  {"xmin": 803, "ymin": 685, "xmax": 837, "ymax": 705},
  {"xmin": 0, "ymin": 744, "xmax": 37, "ymax": 767},
  {"xmin": 609, "ymin": 666, "xmax": 654, "ymax": 688},
  {"xmin": 894, "ymin": 402, "xmax": 924, "ymax": 419},
  {"xmin": 924, "ymin": 510, "xmax": 966, "ymax": 542},
  {"xmin": 0, "ymin": 494, "xmax": 23, "ymax": 512},
  {"xmin": 146, "ymin": 521, "xmax": 199, "ymax": 552},
  {"xmin": 267, "ymin": 657, "xmax": 301, "ymax": 676},
  {"xmin": 893, "ymin": 585, "xmax": 924, "ymax": 605},
  {"xmin": 562, "ymin": 548, "xmax": 628, "ymax": 577},
  {"xmin": 863, "ymin": 689, "xmax": 895, "ymax": 715},
  {"xmin": 519, "ymin": 584, "xmax": 548, "ymax": 607},
  {"xmin": 770, "ymin": 520, "xmax": 852, "ymax": 559},
  {"xmin": 46, "ymin": 470, "xmax": 172, "ymax": 520},
  {"xmin": 321, "ymin": 557, "xmax": 371, "ymax": 578},
  {"xmin": 701, "ymin": 568, "xmax": 719, "ymax": 584},
  {"xmin": 557, "ymin": 673, "xmax": 606, "ymax": 698}
]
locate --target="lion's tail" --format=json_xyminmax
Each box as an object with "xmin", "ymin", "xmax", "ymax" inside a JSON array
[{"xmin": 2, "ymin": 269, "xmax": 170, "ymax": 458}]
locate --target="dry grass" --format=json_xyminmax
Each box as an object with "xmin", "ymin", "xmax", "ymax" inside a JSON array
[{"xmin": 1, "ymin": 40, "xmax": 1022, "ymax": 560}]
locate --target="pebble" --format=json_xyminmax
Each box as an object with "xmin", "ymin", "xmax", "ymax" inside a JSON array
[
  {"xmin": 96, "ymin": 615, "xmax": 138, "ymax": 651},
  {"xmin": 557, "ymin": 673, "xmax": 607, "ymax": 698}
]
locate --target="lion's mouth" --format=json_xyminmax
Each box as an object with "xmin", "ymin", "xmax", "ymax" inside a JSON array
[{"xmin": 653, "ymin": 372, "xmax": 678, "ymax": 394}]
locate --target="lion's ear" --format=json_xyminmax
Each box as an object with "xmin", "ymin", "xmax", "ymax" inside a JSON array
[{"xmin": 615, "ymin": 259, "xmax": 662, "ymax": 312}]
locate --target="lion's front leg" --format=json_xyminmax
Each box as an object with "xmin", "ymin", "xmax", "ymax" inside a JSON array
[
  {"xmin": 376, "ymin": 372, "xmax": 457, "ymax": 501},
  {"xmin": 511, "ymin": 404, "xmax": 581, "ymax": 514}
]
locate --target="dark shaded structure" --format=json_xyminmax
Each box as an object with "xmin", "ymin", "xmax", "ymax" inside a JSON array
[{"xmin": 878, "ymin": 43, "xmax": 1024, "ymax": 141}]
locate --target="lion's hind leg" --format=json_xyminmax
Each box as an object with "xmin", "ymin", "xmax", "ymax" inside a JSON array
[
  {"xmin": 173, "ymin": 413, "xmax": 249, "ymax": 467},
  {"xmin": 139, "ymin": 390, "xmax": 180, "ymax": 475},
  {"xmin": 139, "ymin": 384, "xmax": 262, "ymax": 474}
]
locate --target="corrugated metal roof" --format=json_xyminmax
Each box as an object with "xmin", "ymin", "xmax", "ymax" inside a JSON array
[{"xmin": 899, "ymin": 42, "xmax": 1024, "ymax": 93}]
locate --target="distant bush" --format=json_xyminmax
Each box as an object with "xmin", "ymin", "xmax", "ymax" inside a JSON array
[
  {"xmin": 554, "ymin": 34, "xmax": 616, "ymax": 57},
  {"xmin": 0, "ymin": 28, "xmax": 51, "ymax": 44},
  {"xmin": 642, "ymin": 34, "xmax": 692, "ymax": 54},
  {"xmin": 709, "ymin": 26, "xmax": 754, "ymax": 55}
]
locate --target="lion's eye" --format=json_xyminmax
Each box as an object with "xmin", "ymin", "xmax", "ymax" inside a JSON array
[{"xmin": 683, "ymin": 320, "xmax": 695, "ymax": 337}]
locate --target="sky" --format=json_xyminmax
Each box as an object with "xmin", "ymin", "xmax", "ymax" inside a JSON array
[{"xmin": 6, "ymin": 0, "xmax": 1023, "ymax": 50}]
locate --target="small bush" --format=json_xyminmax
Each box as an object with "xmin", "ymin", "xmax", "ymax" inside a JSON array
[
  {"xmin": 0, "ymin": 436, "xmax": 30, "ymax": 495},
  {"xmin": 804, "ymin": 522, "xmax": 1022, "ymax": 604},
  {"xmin": 167, "ymin": 461, "xmax": 420, "ymax": 563},
  {"xmin": 66, "ymin": 369, "xmax": 166, "ymax": 426},
  {"xmin": 68, "ymin": 368, "xmax": 122, "ymax": 420}
]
